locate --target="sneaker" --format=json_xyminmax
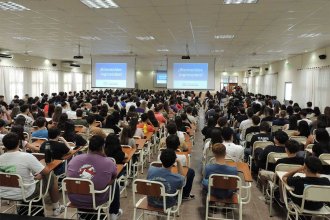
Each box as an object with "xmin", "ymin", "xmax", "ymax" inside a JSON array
[
  {"xmin": 53, "ymin": 205, "xmax": 65, "ymax": 216},
  {"xmin": 110, "ymin": 209, "xmax": 123, "ymax": 220},
  {"xmin": 182, "ymin": 194, "xmax": 195, "ymax": 201}
]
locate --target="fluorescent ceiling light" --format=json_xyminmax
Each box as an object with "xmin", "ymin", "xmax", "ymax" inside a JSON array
[
  {"xmin": 298, "ymin": 33, "xmax": 321, "ymax": 38},
  {"xmin": 0, "ymin": 1, "xmax": 30, "ymax": 11},
  {"xmin": 80, "ymin": 0, "xmax": 119, "ymax": 9},
  {"xmin": 157, "ymin": 49, "xmax": 169, "ymax": 52},
  {"xmin": 214, "ymin": 35, "xmax": 234, "ymax": 39},
  {"xmin": 211, "ymin": 49, "xmax": 224, "ymax": 53},
  {"xmin": 80, "ymin": 36, "xmax": 101, "ymax": 40},
  {"xmin": 12, "ymin": 36, "xmax": 34, "ymax": 41},
  {"xmin": 136, "ymin": 36, "xmax": 155, "ymax": 41},
  {"xmin": 224, "ymin": 0, "xmax": 258, "ymax": 4},
  {"xmin": 267, "ymin": 50, "xmax": 283, "ymax": 53}
]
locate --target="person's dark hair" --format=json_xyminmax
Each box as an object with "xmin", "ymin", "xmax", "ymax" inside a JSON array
[
  {"xmin": 35, "ymin": 117, "xmax": 46, "ymax": 128},
  {"xmin": 210, "ymin": 128, "xmax": 223, "ymax": 144},
  {"xmin": 252, "ymin": 115, "xmax": 260, "ymax": 125},
  {"xmin": 297, "ymin": 120, "xmax": 310, "ymax": 137},
  {"xmin": 166, "ymin": 134, "xmax": 180, "ymax": 151},
  {"xmin": 129, "ymin": 117, "xmax": 138, "ymax": 136},
  {"xmin": 48, "ymin": 128, "xmax": 61, "ymax": 139},
  {"xmin": 316, "ymin": 115, "xmax": 328, "ymax": 129},
  {"xmin": 285, "ymin": 140, "xmax": 300, "ymax": 154},
  {"xmin": 20, "ymin": 104, "xmax": 29, "ymax": 113},
  {"xmin": 304, "ymin": 156, "xmax": 323, "ymax": 173},
  {"xmin": 274, "ymin": 130, "xmax": 289, "ymax": 144},
  {"xmin": 307, "ymin": 102, "xmax": 312, "ymax": 108},
  {"xmin": 288, "ymin": 115, "xmax": 298, "ymax": 130},
  {"xmin": 63, "ymin": 120, "xmax": 75, "ymax": 133},
  {"xmin": 104, "ymin": 134, "xmax": 122, "ymax": 159},
  {"xmin": 207, "ymin": 117, "xmax": 216, "ymax": 127},
  {"xmin": 259, "ymin": 121, "xmax": 270, "ymax": 132},
  {"xmin": 221, "ymin": 127, "xmax": 234, "ymax": 141},
  {"xmin": 186, "ymin": 106, "xmax": 192, "ymax": 114},
  {"xmin": 167, "ymin": 122, "xmax": 178, "ymax": 135},
  {"xmin": 76, "ymin": 109, "xmax": 83, "ymax": 117},
  {"xmin": 174, "ymin": 116, "xmax": 184, "ymax": 130},
  {"xmin": 120, "ymin": 126, "xmax": 132, "ymax": 145},
  {"xmin": 14, "ymin": 115, "xmax": 26, "ymax": 126},
  {"xmin": 286, "ymin": 106, "xmax": 294, "ymax": 116},
  {"xmin": 293, "ymin": 106, "xmax": 301, "ymax": 113},
  {"xmin": 10, "ymin": 125, "xmax": 24, "ymax": 140},
  {"xmin": 147, "ymin": 110, "xmax": 159, "ymax": 127},
  {"xmin": 2, "ymin": 132, "xmax": 19, "ymax": 150},
  {"xmin": 86, "ymin": 114, "xmax": 96, "ymax": 124},
  {"xmin": 217, "ymin": 117, "xmax": 227, "ymax": 127},
  {"xmin": 300, "ymin": 110, "xmax": 307, "ymax": 118},
  {"xmin": 212, "ymin": 143, "xmax": 226, "ymax": 157},
  {"xmin": 313, "ymin": 107, "xmax": 321, "ymax": 116},
  {"xmin": 160, "ymin": 149, "xmax": 176, "ymax": 168},
  {"xmin": 89, "ymin": 135, "xmax": 105, "ymax": 152},
  {"xmin": 314, "ymin": 128, "xmax": 330, "ymax": 143},
  {"xmin": 279, "ymin": 110, "xmax": 287, "ymax": 118},
  {"xmin": 140, "ymin": 113, "xmax": 148, "ymax": 122},
  {"xmin": 247, "ymin": 107, "xmax": 254, "ymax": 118},
  {"xmin": 0, "ymin": 119, "xmax": 6, "ymax": 127},
  {"xmin": 239, "ymin": 107, "xmax": 245, "ymax": 114},
  {"xmin": 52, "ymin": 106, "xmax": 62, "ymax": 123}
]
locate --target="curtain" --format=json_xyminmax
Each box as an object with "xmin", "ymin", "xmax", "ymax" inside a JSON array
[
  {"xmin": 0, "ymin": 67, "xmax": 12, "ymax": 102},
  {"xmin": 264, "ymin": 73, "xmax": 278, "ymax": 96}
]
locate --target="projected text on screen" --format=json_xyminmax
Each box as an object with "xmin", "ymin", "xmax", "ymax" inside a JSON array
[
  {"xmin": 173, "ymin": 63, "xmax": 208, "ymax": 89},
  {"xmin": 157, "ymin": 73, "xmax": 167, "ymax": 84},
  {"xmin": 95, "ymin": 63, "xmax": 127, "ymax": 88}
]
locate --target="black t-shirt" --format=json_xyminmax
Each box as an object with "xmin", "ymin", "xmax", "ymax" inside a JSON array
[
  {"xmin": 245, "ymin": 126, "xmax": 260, "ymax": 139},
  {"xmin": 261, "ymin": 116, "xmax": 275, "ymax": 122},
  {"xmin": 235, "ymin": 114, "xmax": 248, "ymax": 123},
  {"xmin": 312, "ymin": 142, "xmax": 330, "ymax": 157},
  {"xmin": 272, "ymin": 118, "xmax": 289, "ymax": 126},
  {"xmin": 250, "ymin": 133, "xmax": 272, "ymax": 149},
  {"xmin": 257, "ymin": 145, "xmax": 286, "ymax": 170},
  {"xmin": 287, "ymin": 176, "xmax": 330, "ymax": 210},
  {"xmin": 105, "ymin": 146, "xmax": 125, "ymax": 164},
  {"xmin": 40, "ymin": 140, "xmax": 70, "ymax": 160}
]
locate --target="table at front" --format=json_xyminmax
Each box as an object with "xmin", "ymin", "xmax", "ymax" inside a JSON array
[{"xmin": 226, "ymin": 161, "xmax": 253, "ymax": 182}]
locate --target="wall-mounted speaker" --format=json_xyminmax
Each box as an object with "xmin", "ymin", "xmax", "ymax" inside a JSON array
[
  {"xmin": 265, "ymin": 68, "xmax": 269, "ymax": 71},
  {"xmin": 319, "ymin": 54, "xmax": 327, "ymax": 60}
]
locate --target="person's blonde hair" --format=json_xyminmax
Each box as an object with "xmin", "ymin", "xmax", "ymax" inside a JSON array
[{"xmin": 212, "ymin": 143, "xmax": 226, "ymax": 157}]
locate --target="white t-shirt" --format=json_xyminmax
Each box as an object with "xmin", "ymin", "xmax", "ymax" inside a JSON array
[
  {"xmin": 0, "ymin": 152, "xmax": 44, "ymax": 200},
  {"xmin": 239, "ymin": 118, "xmax": 253, "ymax": 140},
  {"xmin": 187, "ymin": 114, "xmax": 197, "ymax": 125},
  {"xmin": 223, "ymin": 142, "xmax": 244, "ymax": 162},
  {"xmin": 157, "ymin": 152, "xmax": 187, "ymax": 166}
]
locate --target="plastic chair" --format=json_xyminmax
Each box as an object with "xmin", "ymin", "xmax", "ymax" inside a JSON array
[
  {"xmin": 205, "ymin": 174, "xmax": 243, "ymax": 220},
  {"xmin": 283, "ymin": 183, "xmax": 330, "ymax": 220},
  {"xmin": 290, "ymin": 136, "xmax": 307, "ymax": 145},
  {"xmin": 0, "ymin": 172, "xmax": 45, "ymax": 216},
  {"xmin": 267, "ymin": 164, "xmax": 302, "ymax": 217},
  {"xmin": 132, "ymin": 179, "xmax": 182, "ymax": 220},
  {"xmin": 283, "ymin": 130, "xmax": 296, "ymax": 137},
  {"xmin": 319, "ymin": 153, "xmax": 330, "ymax": 165},
  {"xmin": 62, "ymin": 177, "xmax": 115, "ymax": 220},
  {"xmin": 271, "ymin": 125, "xmax": 283, "ymax": 134},
  {"xmin": 248, "ymin": 141, "xmax": 274, "ymax": 172}
]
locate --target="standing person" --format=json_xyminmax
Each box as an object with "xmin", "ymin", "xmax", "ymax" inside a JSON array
[{"xmin": 67, "ymin": 135, "xmax": 123, "ymax": 219}]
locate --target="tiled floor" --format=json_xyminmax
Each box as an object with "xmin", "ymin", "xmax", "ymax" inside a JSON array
[{"xmin": 1, "ymin": 111, "xmax": 288, "ymax": 219}]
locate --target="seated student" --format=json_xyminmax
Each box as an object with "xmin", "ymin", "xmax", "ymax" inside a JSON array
[
  {"xmin": 119, "ymin": 125, "xmax": 135, "ymax": 147},
  {"xmin": 129, "ymin": 117, "xmax": 144, "ymax": 138},
  {"xmin": 0, "ymin": 133, "xmax": 65, "ymax": 216},
  {"xmin": 221, "ymin": 127, "xmax": 244, "ymax": 162},
  {"xmin": 261, "ymin": 107, "xmax": 275, "ymax": 124},
  {"xmin": 258, "ymin": 140, "xmax": 305, "ymax": 184},
  {"xmin": 62, "ymin": 121, "xmax": 87, "ymax": 147},
  {"xmin": 154, "ymin": 105, "xmax": 167, "ymax": 124},
  {"xmin": 147, "ymin": 149, "xmax": 185, "ymax": 208},
  {"xmin": 104, "ymin": 114, "xmax": 121, "ymax": 135},
  {"xmin": 67, "ymin": 135, "xmax": 122, "ymax": 219},
  {"xmin": 255, "ymin": 131, "xmax": 289, "ymax": 171},
  {"xmin": 283, "ymin": 156, "xmax": 330, "ymax": 210},
  {"xmin": 272, "ymin": 110, "xmax": 289, "ymax": 126},
  {"xmin": 247, "ymin": 121, "xmax": 272, "ymax": 156},
  {"xmin": 298, "ymin": 110, "xmax": 312, "ymax": 126},
  {"xmin": 203, "ymin": 128, "xmax": 223, "ymax": 160},
  {"xmin": 312, "ymin": 128, "xmax": 330, "ymax": 157},
  {"xmin": 245, "ymin": 115, "xmax": 260, "ymax": 140},
  {"xmin": 32, "ymin": 117, "xmax": 48, "ymax": 139},
  {"xmin": 137, "ymin": 113, "xmax": 155, "ymax": 133},
  {"xmin": 159, "ymin": 122, "xmax": 187, "ymax": 151},
  {"xmin": 238, "ymin": 107, "xmax": 254, "ymax": 141},
  {"xmin": 202, "ymin": 117, "xmax": 216, "ymax": 141},
  {"xmin": 165, "ymin": 135, "xmax": 195, "ymax": 200},
  {"xmin": 73, "ymin": 109, "xmax": 89, "ymax": 127},
  {"xmin": 104, "ymin": 134, "xmax": 127, "ymax": 164},
  {"xmin": 186, "ymin": 106, "xmax": 197, "ymax": 125},
  {"xmin": 86, "ymin": 114, "xmax": 107, "ymax": 139},
  {"xmin": 202, "ymin": 143, "xmax": 238, "ymax": 199}
]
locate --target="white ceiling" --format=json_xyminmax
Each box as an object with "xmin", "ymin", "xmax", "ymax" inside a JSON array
[{"xmin": 1, "ymin": 0, "xmax": 330, "ymax": 71}]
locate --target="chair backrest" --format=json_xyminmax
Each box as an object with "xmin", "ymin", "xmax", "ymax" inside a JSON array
[
  {"xmin": 32, "ymin": 153, "xmax": 45, "ymax": 161},
  {"xmin": 265, "ymin": 152, "xmax": 287, "ymax": 170},
  {"xmin": 275, "ymin": 163, "xmax": 303, "ymax": 173},
  {"xmin": 305, "ymin": 144, "xmax": 314, "ymax": 150},
  {"xmin": 319, "ymin": 153, "xmax": 330, "ymax": 165},
  {"xmin": 209, "ymin": 174, "xmax": 241, "ymax": 191},
  {"xmin": 271, "ymin": 125, "xmax": 283, "ymax": 133},
  {"xmin": 133, "ymin": 179, "xmax": 164, "ymax": 197},
  {"xmin": 246, "ymin": 132, "xmax": 258, "ymax": 142},
  {"xmin": 301, "ymin": 185, "xmax": 330, "ymax": 209},
  {"xmin": 252, "ymin": 141, "xmax": 274, "ymax": 159},
  {"xmin": 150, "ymin": 161, "xmax": 163, "ymax": 168},
  {"xmin": 121, "ymin": 145, "xmax": 132, "ymax": 148},
  {"xmin": 283, "ymin": 130, "xmax": 296, "ymax": 137},
  {"xmin": 290, "ymin": 136, "xmax": 307, "ymax": 144},
  {"xmin": 0, "ymin": 172, "xmax": 21, "ymax": 188},
  {"xmin": 62, "ymin": 178, "xmax": 93, "ymax": 195}
]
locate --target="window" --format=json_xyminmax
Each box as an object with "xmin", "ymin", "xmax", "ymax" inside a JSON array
[
  {"xmin": 48, "ymin": 71, "xmax": 59, "ymax": 94},
  {"xmin": 75, "ymin": 72, "xmax": 83, "ymax": 92},
  {"xmin": 220, "ymin": 76, "xmax": 238, "ymax": 90},
  {"xmin": 85, "ymin": 74, "xmax": 91, "ymax": 90},
  {"xmin": 284, "ymin": 82, "xmax": 292, "ymax": 101},
  {"xmin": 63, "ymin": 73, "xmax": 72, "ymax": 92},
  {"xmin": 31, "ymin": 71, "xmax": 44, "ymax": 97},
  {"xmin": 9, "ymin": 69, "xmax": 24, "ymax": 99}
]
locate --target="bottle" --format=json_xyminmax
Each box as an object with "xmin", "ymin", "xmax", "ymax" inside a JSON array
[
  {"xmin": 143, "ymin": 123, "xmax": 148, "ymax": 134},
  {"xmin": 44, "ymin": 143, "xmax": 52, "ymax": 164}
]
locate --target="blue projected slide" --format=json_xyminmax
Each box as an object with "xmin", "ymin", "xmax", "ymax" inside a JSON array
[
  {"xmin": 173, "ymin": 63, "xmax": 208, "ymax": 89},
  {"xmin": 95, "ymin": 63, "xmax": 127, "ymax": 88},
  {"xmin": 156, "ymin": 72, "xmax": 167, "ymax": 84}
]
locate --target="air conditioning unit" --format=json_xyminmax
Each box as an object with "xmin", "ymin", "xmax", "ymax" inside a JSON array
[{"xmin": 61, "ymin": 61, "xmax": 74, "ymax": 68}]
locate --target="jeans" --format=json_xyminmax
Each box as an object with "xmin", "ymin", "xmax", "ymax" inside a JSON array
[{"xmin": 183, "ymin": 168, "xmax": 195, "ymax": 197}]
